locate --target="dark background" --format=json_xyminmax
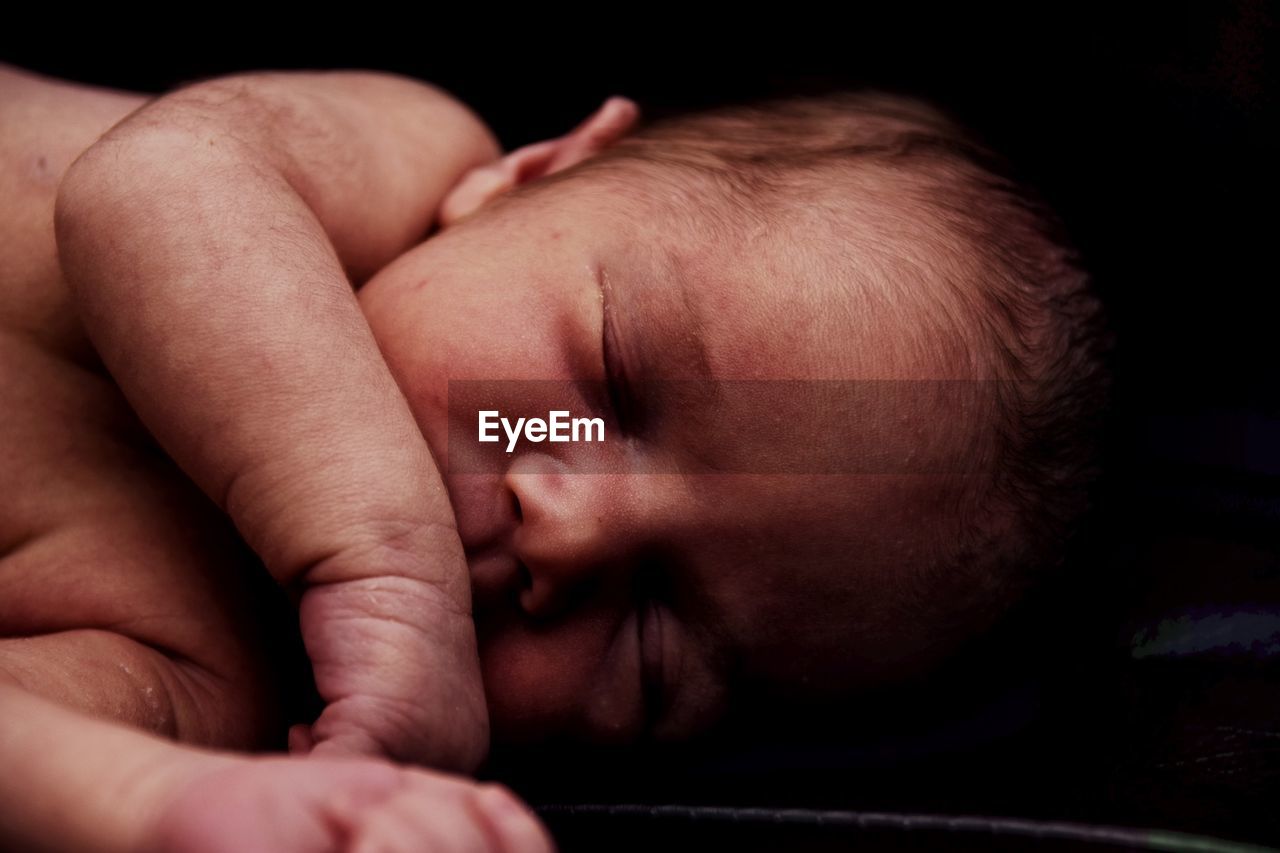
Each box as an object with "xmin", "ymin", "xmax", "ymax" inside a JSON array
[
  {"xmin": 8, "ymin": 5, "xmax": 1275, "ymax": 420},
  {"xmin": 6, "ymin": 3, "xmax": 1278, "ymax": 847}
]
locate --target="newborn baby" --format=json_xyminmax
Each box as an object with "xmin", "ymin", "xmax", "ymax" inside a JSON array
[
  {"xmin": 364, "ymin": 97, "xmax": 1112, "ymax": 748},
  {"xmin": 0, "ymin": 64, "xmax": 1108, "ymax": 852}
]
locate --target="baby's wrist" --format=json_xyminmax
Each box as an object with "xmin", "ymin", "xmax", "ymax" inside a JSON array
[
  {"xmin": 115, "ymin": 744, "xmax": 239, "ymax": 853},
  {"xmin": 0, "ymin": 681, "xmax": 232, "ymax": 853}
]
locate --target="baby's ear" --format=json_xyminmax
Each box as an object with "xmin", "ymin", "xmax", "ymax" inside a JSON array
[{"xmin": 438, "ymin": 96, "xmax": 639, "ymax": 228}]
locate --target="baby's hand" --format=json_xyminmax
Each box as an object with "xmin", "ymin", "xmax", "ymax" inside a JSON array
[
  {"xmin": 145, "ymin": 755, "xmax": 554, "ymax": 853},
  {"xmin": 55, "ymin": 71, "xmax": 503, "ymax": 770}
]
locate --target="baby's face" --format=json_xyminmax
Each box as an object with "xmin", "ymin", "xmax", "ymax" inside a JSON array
[{"xmin": 359, "ymin": 175, "xmax": 968, "ymax": 746}]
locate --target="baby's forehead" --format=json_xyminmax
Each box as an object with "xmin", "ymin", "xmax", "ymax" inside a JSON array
[
  {"xmin": 545, "ymin": 159, "xmax": 984, "ymax": 382},
  {"xmin": 595, "ymin": 184, "xmax": 1002, "ymax": 470},
  {"xmin": 621, "ymin": 209, "xmax": 906, "ymax": 382}
]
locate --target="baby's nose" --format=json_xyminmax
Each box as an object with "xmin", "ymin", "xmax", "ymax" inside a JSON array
[{"xmin": 504, "ymin": 451, "xmax": 642, "ymax": 619}]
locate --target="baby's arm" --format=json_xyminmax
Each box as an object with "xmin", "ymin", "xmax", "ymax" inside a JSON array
[
  {"xmin": 0, "ymin": 677, "xmax": 552, "ymax": 853},
  {"xmin": 54, "ymin": 71, "xmax": 501, "ymax": 771}
]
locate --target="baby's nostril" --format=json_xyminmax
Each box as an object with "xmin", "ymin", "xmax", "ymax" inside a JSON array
[
  {"xmin": 510, "ymin": 489, "xmax": 523, "ymax": 522},
  {"xmin": 517, "ymin": 561, "xmax": 533, "ymax": 591}
]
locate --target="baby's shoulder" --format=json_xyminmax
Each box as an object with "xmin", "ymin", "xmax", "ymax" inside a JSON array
[
  {"xmin": 0, "ymin": 65, "xmax": 149, "ymax": 231},
  {"xmin": 0, "ymin": 66, "xmax": 149, "ymax": 345}
]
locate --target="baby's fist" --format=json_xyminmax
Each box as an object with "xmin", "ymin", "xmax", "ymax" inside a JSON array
[{"xmin": 294, "ymin": 527, "xmax": 490, "ymax": 772}]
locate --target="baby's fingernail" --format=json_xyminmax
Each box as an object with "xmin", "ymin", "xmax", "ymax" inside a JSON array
[{"xmin": 477, "ymin": 784, "xmax": 538, "ymax": 828}]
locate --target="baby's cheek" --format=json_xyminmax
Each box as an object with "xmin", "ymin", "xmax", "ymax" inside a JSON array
[{"xmin": 478, "ymin": 611, "xmax": 628, "ymax": 745}]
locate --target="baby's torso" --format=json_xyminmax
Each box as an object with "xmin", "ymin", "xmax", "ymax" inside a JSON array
[
  {"xmin": 1, "ymin": 68, "xmax": 155, "ymax": 581},
  {"xmin": 0, "ymin": 68, "xmax": 266, "ymax": 669}
]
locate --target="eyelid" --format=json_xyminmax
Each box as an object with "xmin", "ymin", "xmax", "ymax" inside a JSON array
[
  {"xmin": 599, "ymin": 272, "xmax": 636, "ymax": 432},
  {"xmin": 637, "ymin": 598, "xmax": 667, "ymax": 739}
]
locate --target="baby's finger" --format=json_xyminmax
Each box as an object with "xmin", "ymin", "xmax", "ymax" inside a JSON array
[
  {"xmin": 467, "ymin": 785, "xmax": 556, "ymax": 853},
  {"xmin": 347, "ymin": 788, "xmax": 488, "ymax": 853},
  {"xmin": 287, "ymin": 723, "xmax": 315, "ymax": 755},
  {"xmin": 307, "ymin": 729, "xmax": 381, "ymax": 760}
]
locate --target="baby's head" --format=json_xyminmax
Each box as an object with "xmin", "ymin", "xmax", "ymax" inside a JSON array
[{"xmin": 359, "ymin": 91, "xmax": 1110, "ymax": 749}]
